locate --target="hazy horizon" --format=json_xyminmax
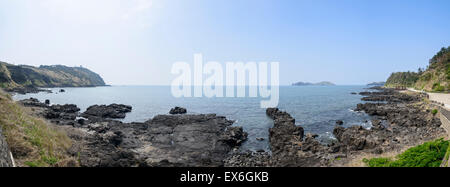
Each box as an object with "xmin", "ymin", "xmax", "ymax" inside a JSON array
[{"xmin": 1, "ymin": 0, "xmax": 449, "ymax": 85}]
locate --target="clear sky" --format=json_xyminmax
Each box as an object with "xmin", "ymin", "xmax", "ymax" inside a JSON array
[{"xmin": 0, "ymin": 0, "xmax": 449, "ymax": 85}]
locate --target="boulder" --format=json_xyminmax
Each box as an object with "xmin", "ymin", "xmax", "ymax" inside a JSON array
[
  {"xmin": 220, "ymin": 127, "xmax": 248, "ymax": 147},
  {"xmin": 82, "ymin": 104, "xmax": 132, "ymax": 119},
  {"xmin": 169, "ymin": 107, "xmax": 187, "ymax": 115}
]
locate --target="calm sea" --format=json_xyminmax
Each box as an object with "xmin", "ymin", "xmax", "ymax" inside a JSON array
[{"xmin": 13, "ymin": 85, "xmax": 372, "ymax": 151}]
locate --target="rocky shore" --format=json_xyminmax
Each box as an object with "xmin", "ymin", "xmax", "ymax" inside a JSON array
[
  {"xmin": 13, "ymin": 87, "xmax": 447, "ymax": 167},
  {"xmin": 5, "ymin": 86, "xmax": 52, "ymax": 95},
  {"xmin": 226, "ymin": 87, "xmax": 446, "ymax": 167},
  {"xmin": 17, "ymin": 100, "xmax": 248, "ymax": 167}
]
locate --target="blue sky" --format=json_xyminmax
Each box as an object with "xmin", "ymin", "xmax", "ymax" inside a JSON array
[{"xmin": 0, "ymin": 0, "xmax": 449, "ymax": 85}]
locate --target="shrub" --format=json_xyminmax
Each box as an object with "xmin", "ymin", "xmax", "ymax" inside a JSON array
[
  {"xmin": 363, "ymin": 138, "xmax": 449, "ymax": 167},
  {"xmin": 432, "ymin": 109, "xmax": 438, "ymax": 115},
  {"xmin": 432, "ymin": 83, "xmax": 445, "ymax": 92}
]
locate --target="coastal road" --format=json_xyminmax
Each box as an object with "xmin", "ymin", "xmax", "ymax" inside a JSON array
[
  {"xmin": 427, "ymin": 92, "xmax": 450, "ymax": 109},
  {"xmin": 406, "ymin": 88, "xmax": 450, "ymax": 109}
]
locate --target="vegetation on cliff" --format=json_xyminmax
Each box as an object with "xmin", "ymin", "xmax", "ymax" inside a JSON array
[
  {"xmin": 385, "ymin": 46, "xmax": 450, "ymax": 92},
  {"xmin": 386, "ymin": 72, "xmax": 420, "ymax": 88},
  {"xmin": 0, "ymin": 89, "xmax": 77, "ymax": 167},
  {"xmin": 0, "ymin": 61, "xmax": 106, "ymax": 89}
]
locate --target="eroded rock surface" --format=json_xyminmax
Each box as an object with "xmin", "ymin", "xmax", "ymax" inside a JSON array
[
  {"xmin": 19, "ymin": 97, "xmax": 48, "ymax": 108},
  {"xmin": 69, "ymin": 114, "xmax": 247, "ymax": 167},
  {"xmin": 82, "ymin": 104, "xmax": 132, "ymax": 119},
  {"xmin": 226, "ymin": 88, "xmax": 446, "ymax": 167}
]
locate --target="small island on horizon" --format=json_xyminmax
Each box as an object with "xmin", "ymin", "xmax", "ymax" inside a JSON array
[
  {"xmin": 367, "ymin": 82, "xmax": 386, "ymax": 86},
  {"xmin": 292, "ymin": 81, "xmax": 336, "ymax": 86}
]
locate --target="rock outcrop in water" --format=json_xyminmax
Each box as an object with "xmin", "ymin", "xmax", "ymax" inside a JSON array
[
  {"xmin": 266, "ymin": 108, "xmax": 329, "ymax": 166},
  {"xmin": 226, "ymin": 108, "xmax": 331, "ymax": 167},
  {"xmin": 169, "ymin": 107, "xmax": 187, "ymax": 115},
  {"xmin": 82, "ymin": 104, "xmax": 132, "ymax": 119}
]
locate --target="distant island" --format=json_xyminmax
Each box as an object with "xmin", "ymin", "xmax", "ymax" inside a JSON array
[
  {"xmin": 367, "ymin": 82, "xmax": 386, "ymax": 86},
  {"xmin": 292, "ymin": 81, "xmax": 336, "ymax": 86}
]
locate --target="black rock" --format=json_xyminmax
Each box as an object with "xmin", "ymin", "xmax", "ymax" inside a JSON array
[
  {"xmin": 19, "ymin": 98, "xmax": 48, "ymax": 108},
  {"xmin": 336, "ymin": 120, "xmax": 344, "ymax": 125},
  {"xmin": 220, "ymin": 126, "xmax": 248, "ymax": 147},
  {"xmin": 44, "ymin": 104, "xmax": 81, "ymax": 121},
  {"xmin": 169, "ymin": 107, "xmax": 187, "ymax": 115},
  {"xmin": 50, "ymin": 104, "xmax": 80, "ymax": 113},
  {"xmin": 82, "ymin": 104, "xmax": 132, "ymax": 119},
  {"xmin": 109, "ymin": 131, "xmax": 124, "ymax": 147},
  {"xmin": 77, "ymin": 118, "xmax": 86, "ymax": 125},
  {"xmin": 74, "ymin": 114, "xmax": 248, "ymax": 167}
]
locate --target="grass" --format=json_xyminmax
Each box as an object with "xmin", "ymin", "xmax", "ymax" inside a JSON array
[
  {"xmin": 0, "ymin": 89, "xmax": 77, "ymax": 167},
  {"xmin": 363, "ymin": 138, "xmax": 449, "ymax": 167}
]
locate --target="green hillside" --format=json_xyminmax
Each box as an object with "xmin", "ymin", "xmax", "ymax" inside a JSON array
[
  {"xmin": 386, "ymin": 47, "xmax": 450, "ymax": 92},
  {"xmin": 0, "ymin": 61, "xmax": 105, "ymax": 89}
]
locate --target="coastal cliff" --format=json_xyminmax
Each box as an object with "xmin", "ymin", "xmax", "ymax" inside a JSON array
[
  {"xmin": 386, "ymin": 46, "xmax": 450, "ymax": 92},
  {"xmin": 0, "ymin": 61, "xmax": 106, "ymax": 91}
]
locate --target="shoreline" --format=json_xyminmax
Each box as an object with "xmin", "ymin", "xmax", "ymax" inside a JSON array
[
  {"xmin": 227, "ymin": 87, "xmax": 447, "ymax": 166},
  {"xmin": 6, "ymin": 86, "xmax": 448, "ymax": 167}
]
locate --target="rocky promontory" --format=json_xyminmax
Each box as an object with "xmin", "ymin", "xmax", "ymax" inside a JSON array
[{"xmin": 1, "ymin": 61, "xmax": 106, "ymax": 95}]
